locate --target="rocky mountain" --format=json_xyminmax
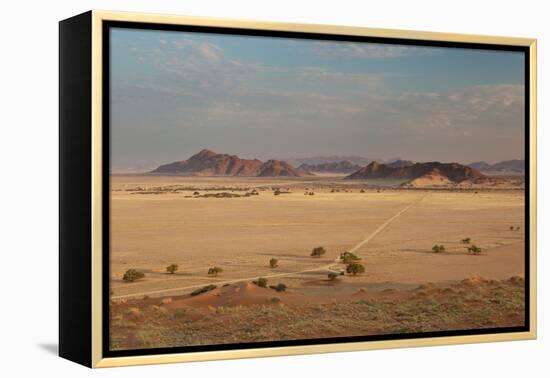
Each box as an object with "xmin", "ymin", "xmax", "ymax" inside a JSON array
[
  {"xmin": 386, "ymin": 159, "xmax": 414, "ymax": 168},
  {"xmin": 469, "ymin": 160, "xmax": 524, "ymax": 174},
  {"xmin": 297, "ymin": 160, "xmax": 362, "ymax": 174},
  {"xmin": 286, "ymin": 155, "xmax": 375, "ymax": 167},
  {"xmin": 258, "ymin": 160, "xmax": 313, "ymax": 177},
  {"xmin": 345, "ymin": 161, "xmax": 486, "ymax": 186},
  {"xmin": 150, "ymin": 149, "xmax": 312, "ymax": 177}
]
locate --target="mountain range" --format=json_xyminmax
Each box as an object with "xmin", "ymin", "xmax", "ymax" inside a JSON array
[
  {"xmin": 150, "ymin": 149, "xmax": 313, "ymax": 177},
  {"xmin": 297, "ymin": 160, "xmax": 362, "ymax": 174},
  {"xmin": 286, "ymin": 155, "xmax": 376, "ymax": 167},
  {"xmin": 468, "ymin": 160, "xmax": 524, "ymax": 174},
  {"xmin": 345, "ymin": 161, "xmax": 486, "ymax": 186}
]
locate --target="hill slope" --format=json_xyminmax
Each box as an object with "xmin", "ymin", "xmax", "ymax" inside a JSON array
[
  {"xmin": 469, "ymin": 160, "xmax": 524, "ymax": 174},
  {"xmin": 150, "ymin": 149, "xmax": 311, "ymax": 177},
  {"xmin": 346, "ymin": 161, "xmax": 486, "ymax": 186},
  {"xmin": 298, "ymin": 160, "xmax": 361, "ymax": 174}
]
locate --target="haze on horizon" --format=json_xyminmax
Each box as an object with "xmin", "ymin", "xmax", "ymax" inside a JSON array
[{"xmin": 110, "ymin": 28, "xmax": 525, "ymax": 170}]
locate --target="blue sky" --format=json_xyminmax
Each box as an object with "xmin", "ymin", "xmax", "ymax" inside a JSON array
[{"xmin": 110, "ymin": 28, "xmax": 525, "ymax": 169}]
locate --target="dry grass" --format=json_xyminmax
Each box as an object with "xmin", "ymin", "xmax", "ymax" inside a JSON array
[{"xmin": 110, "ymin": 277, "xmax": 525, "ymax": 350}]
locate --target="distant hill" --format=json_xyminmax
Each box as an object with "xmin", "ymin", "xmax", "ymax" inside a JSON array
[
  {"xmin": 298, "ymin": 160, "xmax": 361, "ymax": 174},
  {"xmin": 150, "ymin": 149, "xmax": 312, "ymax": 177},
  {"xmin": 286, "ymin": 155, "xmax": 376, "ymax": 167},
  {"xmin": 468, "ymin": 160, "xmax": 524, "ymax": 174},
  {"xmin": 258, "ymin": 160, "xmax": 313, "ymax": 177},
  {"xmin": 345, "ymin": 161, "xmax": 486, "ymax": 186},
  {"xmin": 386, "ymin": 159, "xmax": 414, "ymax": 168}
]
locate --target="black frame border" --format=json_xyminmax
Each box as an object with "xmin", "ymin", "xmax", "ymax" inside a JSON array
[{"xmin": 101, "ymin": 20, "xmax": 531, "ymax": 359}]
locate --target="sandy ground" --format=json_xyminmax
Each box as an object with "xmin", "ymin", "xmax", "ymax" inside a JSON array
[
  {"xmin": 109, "ymin": 175, "xmax": 525, "ymax": 298},
  {"xmin": 110, "ymin": 277, "xmax": 525, "ymax": 350}
]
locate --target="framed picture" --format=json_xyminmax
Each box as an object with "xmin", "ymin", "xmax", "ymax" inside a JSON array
[{"xmin": 59, "ymin": 10, "xmax": 537, "ymax": 368}]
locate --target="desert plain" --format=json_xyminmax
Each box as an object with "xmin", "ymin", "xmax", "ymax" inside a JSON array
[{"xmin": 109, "ymin": 175, "xmax": 526, "ymax": 350}]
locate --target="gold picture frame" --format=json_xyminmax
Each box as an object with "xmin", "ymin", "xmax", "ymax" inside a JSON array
[{"xmin": 59, "ymin": 10, "xmax": 537, "ymax": 368}]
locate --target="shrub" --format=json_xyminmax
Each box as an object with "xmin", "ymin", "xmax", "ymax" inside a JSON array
[
  {"xmin": 510, "ymin": 226, "xmax": 514, "ymax": 231},
  {"xmin": 311, "ymin": 246, "xmax": 326, "ymax": 258},
  {"xmin": 190, "ymin": 284, "xmax": 217, "ymax": 296},
  {"xmin": 193, "ymin": 191, "xmax": 200, "ymax": 196},
  {"xmin": 207, "ymin": 267, "xmax": 223, "ymax": 276},
  {"xmin": 461, "ymin": 238, "xmax": 471, "ymax": 244},
  {"xmin": 360, "ymin": 189, "xmax": 365, "ymax": 193},
  {"xmin": 328, "ymin": 272, "xmax": 338, "ymax": 281},
  {"xmin": 166, "ymin": 264, "xmax": 178, "ymax": 274},
  {"xmin": 269, "ymin": 258, "xmax": 279, "ymax": 268},
  {"xmin": 340, "ymin": 251, "xmax": 360, "ymax": 263},
  {"xmin": 123, "ymin": 269, "xmax": 145, "ymax": 282},
  {"xmin": 269, "ymin": 283, "xmax": 287, "ymax": 292},
  {"xmin": 346, "ymin": 263, "xmax": 365, "ymax": 276},
  {"xmin": 432, "ymin": 244, "xmax": 445, "ymax": 253},
  {"xmin": 467, "ymin": 245, "xmax": 482, "ymax": 255},
  {"xmin": 254, "ymin": 277, "xmax": 268, "ymax": 288}
]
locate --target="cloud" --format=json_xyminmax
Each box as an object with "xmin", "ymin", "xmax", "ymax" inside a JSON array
[
  {"xmin": 111, "ymin": 31, "xmax": 524, "ymax": 164},
  {"xmin": 311, "ymin": 41, "xmax": 437, "ymax": 59}
]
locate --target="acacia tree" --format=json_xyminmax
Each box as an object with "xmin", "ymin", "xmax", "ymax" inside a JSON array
[
  {"xmin": 346, "ymin": 263, "xmax": 365, "ymax": 276},
  {"xmin": 432, "ymin": 244, "xmax": 445, "ymax": 253},
  {"xmin": 123, "ymin": 269, "xmax": 145, "ymax": 282},
  {"xmin": 208, "ymin": 267, "xmax": 223, "ymax": 276},
  {"xmin": 255, "ymin": 277, "xmax": 268, "ymax": 288},
  {"xmin": 269, "ymin": 258, "xmax": 279, "ymax": 268},
  {"xmin": 166, "ymin": 264, "xmax": 178, "ymax": 274},
  {"xmin": 311, "ymin": 246, "xmax": 326, "ymax": 258},
  {"xmin": 467, "ymin": 245, "xmax": 482, "ymax": 255},
  {"xmin": 340, "ymin": 251, "xmax": 360, "ymax": 263},
  {"xmin": 328, "ymin": 272, "xmax": 338, "ymax": 281},
  {"xmin": 461, "ymin": 238, "xmax": 471, "ymax": 244}
]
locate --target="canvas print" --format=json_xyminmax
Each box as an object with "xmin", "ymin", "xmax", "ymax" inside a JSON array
[{"xmin": 108, "ymin": 27, "xmax": 527, "ymax": 352}]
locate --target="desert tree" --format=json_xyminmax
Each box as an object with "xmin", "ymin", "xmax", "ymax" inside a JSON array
[
  {"xmin": 269, "ymin": 283, "xmax": 287, "ymax": 292},
  {"xmin": 123, "ymin": 269, "xmax": 145, "ymax": 282},
  {"xmin": 166, "ymin": 264, "xmax": 179, "ymax": 274},
  {"xmin": 461, "ymin": 238, "xmax": 471, "ymax": 244},
  {"xmin": 207, "ymin": 267, "xmax": 223, "ymax": 276},
  {"xmin": 346, "ymin": 262, "xmax": 365, "ymax": 276},
  {"xmin": 432, "ymin": 244, "xmax": 445, "ymax": 253},
  {"xmin": 467, "ymin": 245, "xmax": 482, "ymax": 255},
  {"xmin": 254, "ymin": 277, "xmax": 268, "ymax": 288},
  {"xmin": 269, "ymin": 258, "xmax": 279, "ymax": 268},
  {"xmin": 328, "ymin": 272, "xmax": 338, "ymax": 281},
  {"xmin": 190, "ymin": 284, "xmax": 217, "ymax": 296},
  {"xmin": 340, "ymin": 251, "xmax": 360, "ymax": 263},
  {"xmin": 311, "ymin": 246, "xmax": 326, "ymax": 258}
]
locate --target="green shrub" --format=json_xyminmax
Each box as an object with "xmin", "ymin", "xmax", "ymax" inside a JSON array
[
  {"xmin": 346, "ymin": 263, "xmax": 365, "ymax": 276},
  {"xmin": 269, "ymin": 258, "xmax": 278, "ymax": 268},
  {"xmin": 190, "ymin": 284, "xmax": 217, "ymax": 296},
  {"xmin": 166, "ymin": 264, "xmax": 178, "ymax": 274},
  {"xmin": 269, "ymin": 283, "xmax": 287, "ymax": 292},
  {"xmin": 467, "ymin": 245, "xmax": 482, "ymax": 255},
  {"xmin": 254, "ymin": 277, "xmax": 268, "ymax": 288},
  {"xmin": 340, "ymin": 251, "xmax": 360, "ymax": 263},
  {"xmin": 311, "ymin": 246, "xmax": 326, "ymax": 258},
  {"xmin": 207, "ymin": 267, "xmax": 223, "ymax": 276},
  {"xmin": 123, "ymin": 269, "xmax": 145, "ymax": 282}
]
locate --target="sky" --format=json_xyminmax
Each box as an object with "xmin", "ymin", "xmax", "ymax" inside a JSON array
[{"xmin": 110, "ymin": 27, "xmax": 525, "ymax": 170}]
